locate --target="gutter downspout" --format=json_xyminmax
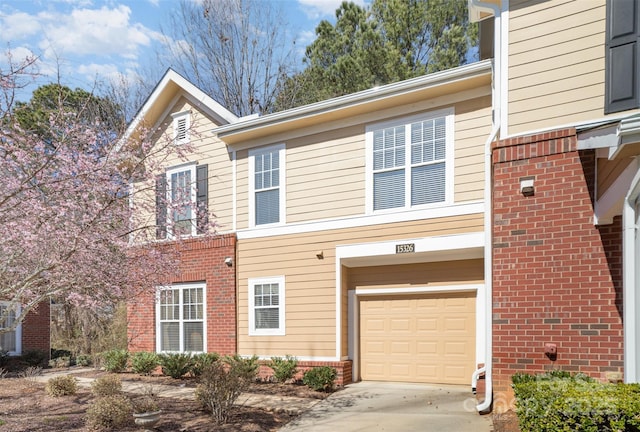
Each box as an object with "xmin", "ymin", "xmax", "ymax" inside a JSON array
[
  {"xmin": 623, "ymin": 158, "xmax": 640, "ymax": 383},
  {"xmin": 469, "ymin": 0, "xmax": 502, "ymax": 414}
]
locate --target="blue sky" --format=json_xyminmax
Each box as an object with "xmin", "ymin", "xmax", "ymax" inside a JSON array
[{"xmin": 0, "ymin": 0, "xmax": 361, "ymax": 100}]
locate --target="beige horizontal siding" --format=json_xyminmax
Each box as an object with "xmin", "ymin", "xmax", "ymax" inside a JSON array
[
  {"xmin": 237, "ymin": 213, "xmax": 484, "ymax": 358},
  {"xmin": 507, "ymin": 0, "xmax": 607, "ymax": 135}
]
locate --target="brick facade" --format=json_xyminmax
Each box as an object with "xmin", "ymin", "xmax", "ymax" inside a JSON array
[
  {"xmin": 492, "ymin": 128, "xmax": 624, "ymax": 412},
  {"xmin": 127, "ymin": 234, "xmax": 237, "ymax": 355},
  {"xmin": 21, "ymin": 300, "xmax": 51, "ymax": 355},
  {"xmin": 257, "ymin": 360, "xmax": 353, "ymax": 386}
]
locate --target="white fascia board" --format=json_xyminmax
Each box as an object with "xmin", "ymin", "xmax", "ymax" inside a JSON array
[
  {"xmin": 122, "ymin": 69, "xmax": 238, "ymax": 144},
  {"xmin": 336, "ymin": 231, "xmax": 484, "ymax": 261},
  {"xmin": 215, "ymin": 60, "xmax": 493, "ymax": 140}
]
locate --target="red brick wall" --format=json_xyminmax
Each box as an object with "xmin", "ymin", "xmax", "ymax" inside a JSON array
[
  {"xmin": 22, "ymin": 300, "xmax": 51, "ymax": 356},
  {"xmin": 257, "ymin": 360, "xmax": 353, "ymax": 386},
  {"xmin": 128, "ymin": 234, "xmax": 237, "ymax": 355},
  {"xmin": 492, "ymin": 129, "xmax": 624, "ymax": 412}
]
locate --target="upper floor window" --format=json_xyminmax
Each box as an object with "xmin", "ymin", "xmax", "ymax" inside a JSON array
[
  {"xmin": 0, "ymin": 303, "xmax": 19, "ymax": 354},
  {"xmin": 249, "ymin": 144, "xmax": 285, "ymax": 227},
  {"xmin": 155, "ymin": 163, "xmax": 208, "ymax": 239},
  {"xmin": 366, "ymin": 110, "xmax": 453, "ymax": 212},
  {"xmin": 156, "ymin": 283, "xmax": 205, "ymax": 352},
  {"xmin": 172, "ymin": 111, "xmax": 190, "ymax": 145}
]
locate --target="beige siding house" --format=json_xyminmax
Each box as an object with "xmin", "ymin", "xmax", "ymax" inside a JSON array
[{"xmin": 216, "ymin": 61, "xmax": 493, "ymax": 384}]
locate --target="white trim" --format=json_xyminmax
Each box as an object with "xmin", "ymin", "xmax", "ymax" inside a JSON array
[
  {"xmin": 624, "ymin": 160, "xmax": 640, "ymax": 383},
  {"xmin": 335, "ymin": 231, "xmax": 485, "ymax": 378},
  {"xmin": 232, "ymin": 150, "xmax": 237, "ymax": 232},
  {"xmin": 348, "ymin": 284, "xmax": 482, "ymax": 383},
  {"xmin": 166, "ymin": 163, "xmax": 198, "ymax": 238},
  {"xmin": 0, "ymin": 302, "xmax": 21, "ymax": 356},
  {"xmin": 365, "ymin": 108, "xmax": 455, "ymax": 214},
  {"xmin": 248, "ymin": 276, "xmax": 286, "ymax": 336},
  {"xmin": 238, "ymin": 201, "xmax": 483, "ymax": 240},
  {"xmin": 248, "ymin": 144, "xmax": 286, "ymax": 228},
  {"xmin": 216, "ymin": 61, "xmax": 492, "ymax": 141},
  {"xmin": 355, "ymin": 285, "xmax": 479, "ymax": 296},
  {"xmin": 155, "ymin": 282, "xmax": 207, "ymax": 353}
]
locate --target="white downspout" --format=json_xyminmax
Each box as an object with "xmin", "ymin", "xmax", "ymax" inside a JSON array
[
  {"xmin": 623, "ymin": 159, "xmax": 640, "ymax": 383},
  {"xmin": 470, "ymin": 0, "xmax": 502, "ymax": 413}
]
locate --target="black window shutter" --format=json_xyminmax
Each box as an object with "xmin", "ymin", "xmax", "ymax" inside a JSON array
[
  {"xmin": 155, "ymin": 174, "xmax": 167, "ymax": 239},
  {"xmin": 196, "ymin": 164, "xmax": 208, "ymax": 234},
  {"xmin": 605, "ymin": 0, "xmax": 640, "ymax": 114}
]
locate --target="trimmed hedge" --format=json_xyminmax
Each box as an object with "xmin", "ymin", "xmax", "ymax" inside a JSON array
[{"xmin": 513, "ymin": 371, "xmax": 640, "ymax": 432}]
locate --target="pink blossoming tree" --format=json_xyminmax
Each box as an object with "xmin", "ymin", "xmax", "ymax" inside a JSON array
[{"xmin": 0, "ymin": 54, "xmax": 210, "ymax": 340}]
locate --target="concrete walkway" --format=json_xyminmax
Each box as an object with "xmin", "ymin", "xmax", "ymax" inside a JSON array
[
  {"xmin": 35, "ymin": 368, "xmax": 320, "ymax": 416},
  {"xmin": 279, "ymin": 381, "xmax": 494, "ymax": 432}
]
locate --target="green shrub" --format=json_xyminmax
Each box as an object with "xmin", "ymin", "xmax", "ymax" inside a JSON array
[
  {"xmin": 131, "ymin": 352, "xmax": 159, "ymax": 375},
  {"xmin": 159, "ymin": 353, "xmax": 193, "ymax": 379},
  {"xmin": 303, "ymin": 366, "xmax": 337, "ymax": 392},
  {"xmin": 21, "ymin": 349, "xmax": 48, "ymax": 367},
  {"xmin": 45, "ymin": 375, "xmax": 78, "ymax": 397},
  {"xmin": 86, "ymin": 395, "xmax": 133, "ymax": 430},
  {"xmin": 0, "ymin": 351, "xmax": 8, "ymax": 367},
  {"xmin": 223, "ymin": 354, "xmax": 259, "ymax": 382},
  {"xmin": 269, "ymin": 355, "xmax": 298, "ymax": 383},
  {"xmin": 513, "ymin": 372, "xmax": 640, "ymax": 432},
  {"xmin": 51, "ymin": 349, "xmax": 72, "ymax": 359},
  {"xmin": 75, "ymin": 354, "xmax": 92, "ymax": 367},
  {"xmin": 91, "ymin": 374, "xmax": 122, "ymax": 397},
  {"xmin": 191, "ymin": 353, "xmax": 220, "ymax": 377},
  {"xmin": 195, "ymin": 361, "xmax": 250, "ymax": 424},
  {"xmin": 101, "ymin": 349, "xmax": 128, "ymax": 373}
]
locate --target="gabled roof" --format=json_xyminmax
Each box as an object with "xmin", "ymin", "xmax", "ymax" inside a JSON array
[{"xmin": 122, "ymin": 68, "xmax": 238, "ymax": 142}]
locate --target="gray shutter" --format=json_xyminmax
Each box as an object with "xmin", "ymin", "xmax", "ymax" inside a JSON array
[
  {"xmin": 605, "ymin": 0, "xmax": 640, "ymax": 114},
  {"xmin": 196, "ymin": 164, "xmax": 208, "ymax": 234},
  {"xmin": 155, "ymin": 174, "xmax": 167, "ymax": 239}
]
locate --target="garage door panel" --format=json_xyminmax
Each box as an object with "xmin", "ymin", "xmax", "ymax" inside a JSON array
[{"xmin": 360, "ymin": 293, "xmax": 475, "ymax": 385}]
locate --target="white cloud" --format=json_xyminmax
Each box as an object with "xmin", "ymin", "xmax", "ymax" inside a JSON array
[{"xmin": 0, "ymin": 12, "xmax": 43, "ymax": 41}]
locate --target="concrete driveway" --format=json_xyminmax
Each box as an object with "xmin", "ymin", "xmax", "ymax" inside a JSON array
[{"xmin": 279, "ymin": 381, "xmax": 494, "ymax": 432}]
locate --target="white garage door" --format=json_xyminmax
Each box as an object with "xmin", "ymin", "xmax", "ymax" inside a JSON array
[{"xmin": 360, "ymin": 292, "xmax": 476, "ymax": 385}]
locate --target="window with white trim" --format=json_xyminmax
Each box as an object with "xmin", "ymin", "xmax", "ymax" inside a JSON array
[
  {"xmin": 248, "ymin": 276, "xmax": 285, "ymax": 336},
  {"xmin": 367, "ymin": 110, "xmax": 453, "ymax": 212},
  {"xmin": 172, "ymin": 111, "xmax": 190, "ymax": 145},
  {"xmin": 156, "ymin": 283, "xmax": 205, "ymax": 352},
  {"xmin": 166, "ymin": 164, "xmax": 196, "ymax": 237},
  {"xmin": 249, "ymin": 144, "xmax": 285, "ymax": 226},
  {"xmin": 0, "ymin": 302, "xmax": 19, "ymax": 354}
]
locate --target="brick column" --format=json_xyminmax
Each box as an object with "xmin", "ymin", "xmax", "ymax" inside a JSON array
[{"xmin": 491, "ymin": 129, "xmax": 623, "ymax": 412}]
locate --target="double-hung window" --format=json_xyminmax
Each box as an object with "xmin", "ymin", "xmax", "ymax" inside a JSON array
[
  {"xmin": 156, "ymin": 283, "xmax": 205, "ymax": 352},
  {"xmin": 172, "ymin": 111, "xmax": 190, "ymax": 145},
  {"xmin": 155, "ymin": 164, "xmax": 208, "ymax": 240},
  {"xmin": 249, "ymin": 144, "xmax": 285, "ymax": 227},
  {"xmin": 0, "ymin": 302, "xmax": 19, "ymax": 354},
  {"xmin": 367, "ymin": 110, "xmax": 453, "ymax": 212},
  {"xmin": 248, "ymin": 276, "xmax": 285, "ymax": 336}
]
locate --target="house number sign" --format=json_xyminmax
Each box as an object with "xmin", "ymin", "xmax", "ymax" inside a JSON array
[{"xmin": 396, "ymin": 243, "xmax": 415, "ymax": 254}]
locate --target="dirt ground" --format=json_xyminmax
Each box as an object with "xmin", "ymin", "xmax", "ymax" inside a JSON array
[
  {"xmin": 0, "ymin": 371, "xmax": 330, "ymax": 432},
  {"xmin": 492, "ymin": 410, "xmax": 520, "ymax": 432}
]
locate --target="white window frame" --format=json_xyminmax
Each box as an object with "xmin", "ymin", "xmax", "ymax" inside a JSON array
[
  {"xmin": 0, "ymin": 302, "xmax": 21, "ymax": 356},
  {"xmin": 166, "ymin": 163, "xmax": 197, "ymax": 238},
  {"xmin": 172, "ymin": 110, "xmax": 191, "ymax": 145},
  {"xmin": 155, "ymin": 282, "xmax": 207, "ymax": 353},
  {"xmin": 365, "ymin": 108, "xmax": 454, "ymax": 214},
  {"xmin": 248, "ymin": 276, "xmax": 285, "ymax": 336},
  {"xmin": 248, "ymin": 144, "xmax": 286, "ymax": 228}
]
